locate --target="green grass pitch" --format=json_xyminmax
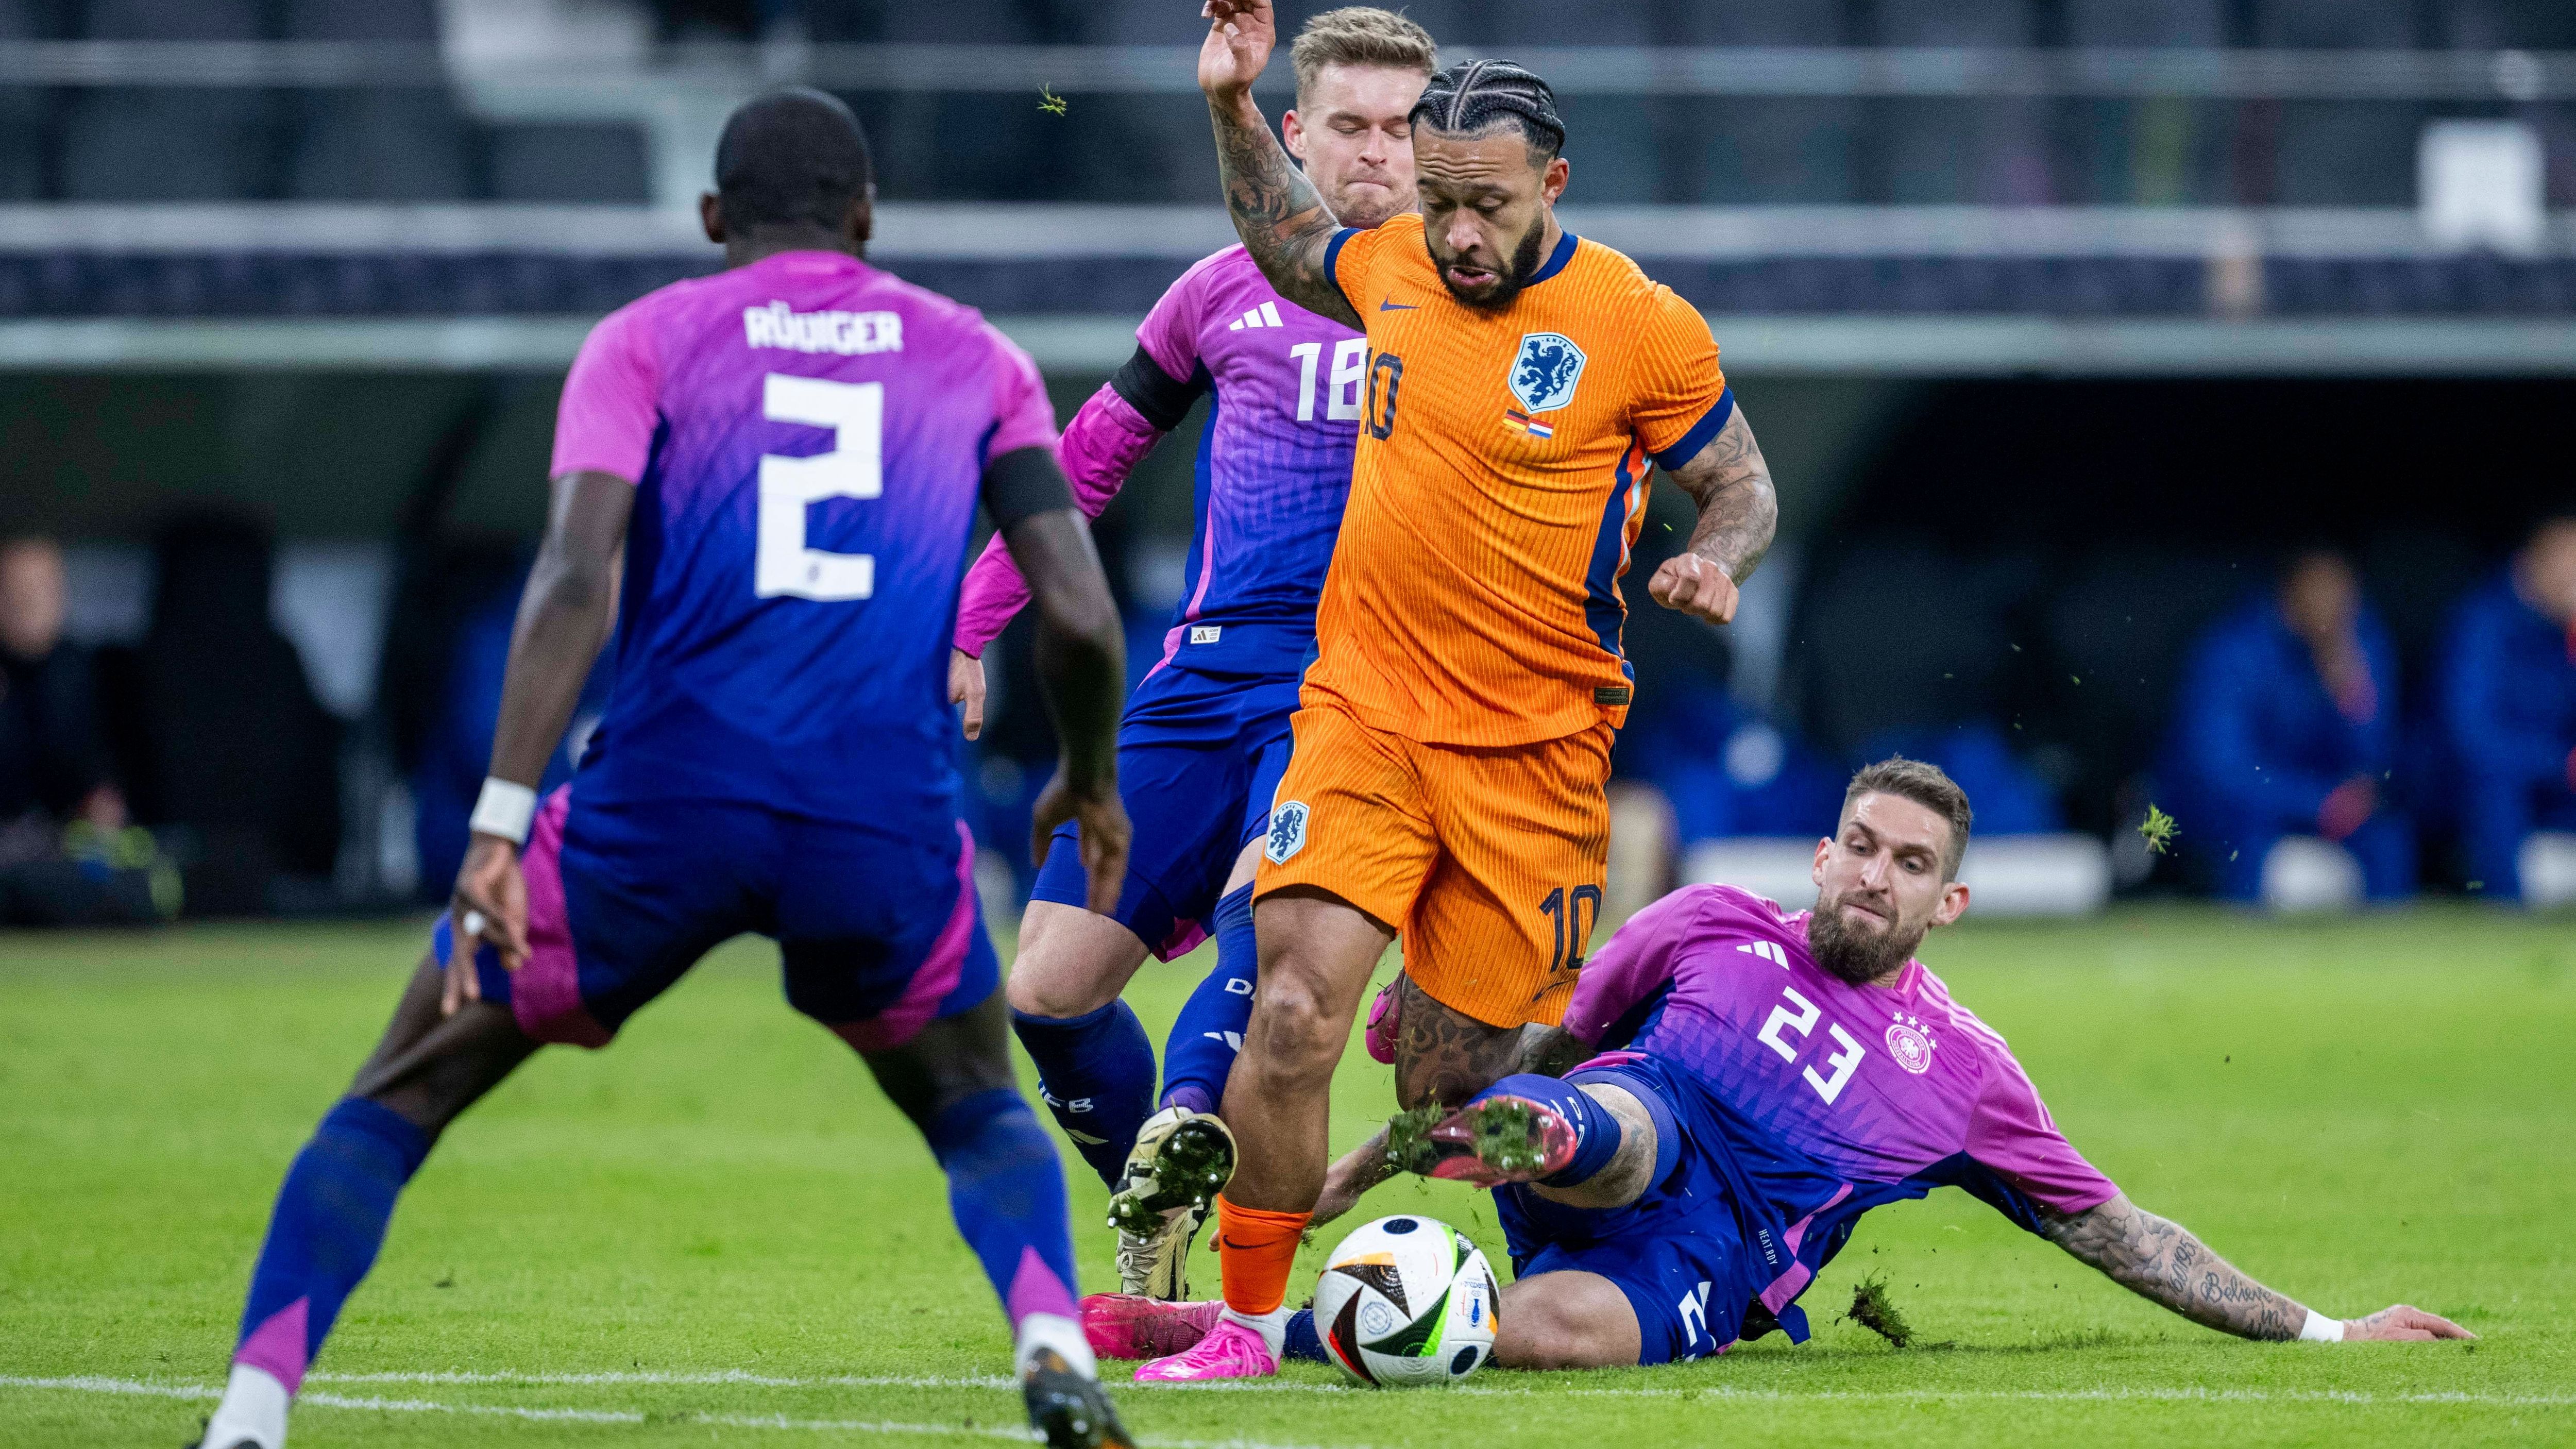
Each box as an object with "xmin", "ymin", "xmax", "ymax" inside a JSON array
[{"xmin": 4, "ymin": 907, "xmax": 2573, "ymax": 1447}]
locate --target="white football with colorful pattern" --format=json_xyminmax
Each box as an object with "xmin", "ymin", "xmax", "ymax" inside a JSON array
[{"xmin": 1312, "ymin": 1215, "xmax": 1499, "ymax": 1387}]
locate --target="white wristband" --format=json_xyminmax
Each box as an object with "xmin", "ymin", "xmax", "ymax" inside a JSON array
[
  {"xmin": 469, "ymin": 779, "xmax": 539, "ymax": 845},
  {"xmin": 2298, "ymin": 1309, "xmax": 2346, "ymax": 1343}
]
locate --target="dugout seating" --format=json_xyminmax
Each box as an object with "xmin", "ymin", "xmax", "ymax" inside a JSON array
[
  {"xmin": 118, "ymin": 514, "xmax": 344, "ymax": 917},
  {"xmin": 60, "ymin": 0, "xmax": 282, "ymax": 202},
  {"xmin": 0, "ymin": 0, "xmax": 54, "ymax": 200},
  {"xmin": 284, "ymin": 0, "xmax": 479, "ymax": 203}
]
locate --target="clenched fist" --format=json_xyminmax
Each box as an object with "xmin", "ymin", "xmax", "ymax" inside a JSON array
[{"xmin": 1648, "ymin": 553, "xmax": 1740, "ymax": 626}]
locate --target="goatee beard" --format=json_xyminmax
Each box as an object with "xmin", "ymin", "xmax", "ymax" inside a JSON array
[
  {"xmin": 1805, "ymin": 892, "xmax": 1923, "ymax": 985},
  {"xmin": 1442, "ymin": 218, "xmax": 1549, "ymax": 311}
]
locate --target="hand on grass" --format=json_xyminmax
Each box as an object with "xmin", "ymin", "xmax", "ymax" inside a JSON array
[
  {"xmin": 2342, "ymin": 1305, "xmax": 2475, "ymax": 1342},
  {"xmin": 445, "ymin": 833, "xmax": 529, "ymax": 1016}
]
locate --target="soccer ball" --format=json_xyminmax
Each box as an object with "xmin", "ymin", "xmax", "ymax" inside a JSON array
[{"xmin": 1312, "ymin": 1215, "xmax": 1499, "ymax": 1387}]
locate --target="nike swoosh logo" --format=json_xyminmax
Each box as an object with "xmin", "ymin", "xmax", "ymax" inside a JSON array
[
  {"xmin": 1379, "ymin": 299, "xmax": 1418, "ymax": 311},
  {"xmin": 1215, "ymin": 1238, "xmax": 1257, "ymax": 1252}
]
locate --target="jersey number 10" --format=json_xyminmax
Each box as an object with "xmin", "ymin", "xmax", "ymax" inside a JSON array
[{"xmin": 757, "ymin": 373, "xmax": 883, "ymax": 602}]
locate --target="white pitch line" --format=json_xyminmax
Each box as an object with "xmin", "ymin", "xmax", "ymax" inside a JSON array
[
  {"xmin": 0, "ymin": 1376, "xmax": 1369, "ymax": 1448},
  {"xmin": 12, "ymin": 1370, "xmax": 2568, "ymax": 1421},
  {"xmin": 280, "ymin": 1369, "xmax": 2576, "ymax": 1409}
]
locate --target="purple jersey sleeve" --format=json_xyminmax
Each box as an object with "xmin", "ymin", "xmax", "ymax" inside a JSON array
[
  {"xmin": 1563, "ymin": 889, "xmax": 1716, "ymax": 1046},
  {"xmin": 983, "ymin": 323, "xmax": 1058, "ymax": 462},
  {"xmin": 1962, "ymin": 1035, "xmax": 2120, "ymax": 1217},
  {"xmin": 954, "ymin": 382, "xmax": 1162, "ymax": 657},
  {"xmin": 1135, "ymin": 259, "xmax": 1210, "ymax": 383},
  {"xmin": 550, "ymin": 300, "xmax": 661, "ymax": 483}
]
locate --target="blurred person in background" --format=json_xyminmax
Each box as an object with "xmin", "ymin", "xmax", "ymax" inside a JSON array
[
  {"xmin": 2163, "ymin": 549, "xmax": 2411, "ymax": 904},
  {"xmin": 0, "ymin": 534, "xmax": 166, "ymax": 925},
  {"xmin": 2439, "ymin": 517, "xmax": 2576, "ymax": 903},
  {"xmin": 0, "ymin": 535, "xmax": 123, "ymax": 837}
]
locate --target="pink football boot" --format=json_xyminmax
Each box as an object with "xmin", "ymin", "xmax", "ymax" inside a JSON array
[
  {"xmin": 1081, "ymin": 1293, "xmax": 1222, "ymax": 1361},
  {"xmin": 1386, "ymin": 1095, "xmax": 1580, "ymax": 1188},
  {"xmin": 1132, "ymin": 1314, "xmax": 1279, "ymax": 1383},
  {"xmin": 1363, "ymin": 978, "xmax": 1401, "ymax": 1065}
]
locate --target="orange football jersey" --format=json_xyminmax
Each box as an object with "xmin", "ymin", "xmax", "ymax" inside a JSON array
[{"xmin": 1310, "ymin": 213, "xmax": 1733, "ymax": 747}]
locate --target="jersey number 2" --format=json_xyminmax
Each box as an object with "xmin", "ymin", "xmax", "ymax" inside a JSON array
[{"xmin": 757, "ymin": 373, "xmax": 882, "ymax": 601}]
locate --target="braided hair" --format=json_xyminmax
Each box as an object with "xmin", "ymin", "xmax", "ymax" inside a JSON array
[{"xmin": 1408, "ymin": 59, "xmax": 1565, "ymax": 162}]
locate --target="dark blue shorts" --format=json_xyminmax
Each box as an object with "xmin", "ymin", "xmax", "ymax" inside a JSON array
[
  {"xmin": 431, "ymin": 786, "xmax": 998, "ymax": 1050},
  {"xmin": 1030, "ymin": 663, "xmax": 1300, "ymax": 959},
  {"xmin": 1498, "ymin": 1058, "xmax": 1756, "ymax": 1366}
]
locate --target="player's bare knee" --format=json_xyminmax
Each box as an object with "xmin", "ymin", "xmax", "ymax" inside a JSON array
[
  {"xmin": 1243, "ymin": 973, "xmax": 1346, "ymax": 1078},
  {"xmin": 1496, "ymin": 1293, "xmax": 1605, "ymax": 1371},
  {"xmin": 1005, "ymin": 903, "xmax": 1145, "ymax": 1018}
]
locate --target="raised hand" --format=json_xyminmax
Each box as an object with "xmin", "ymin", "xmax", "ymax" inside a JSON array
[
  {"xmin": 1198, "ymin": 0, "xmax": 1277, "ymax": 102},
  {"xmin": 2343, "ymin": 1305, "xmax": 2476, "ymax": 1342},
  {"xmin": 1648, "ymin": 552, "xmax": 1741, "ymax": 625}
]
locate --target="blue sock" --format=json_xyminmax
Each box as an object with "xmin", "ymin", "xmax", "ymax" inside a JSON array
[
  {"xmin": 926, "ymin": 1088, "xmax": 1082, "ymax": 1341},
  {"xmin": 1159, "ymin": 884, "xmax": 1257, "ymax": 1115},
  {"xmin": 1010, "ymin": 1002, "xmax": 1156, "ymax": 1187},
  {"xmin": 1283, "ymin": 1306, "xmax": 1327, "ymax": 1363},
  {"xmin": 1475, "ymin": 1072, "xmax": 1630, "ymax": 1187},
  {"xmin": 232, "ymin": 1097, "xmax": 432, "ymax": 1393}
]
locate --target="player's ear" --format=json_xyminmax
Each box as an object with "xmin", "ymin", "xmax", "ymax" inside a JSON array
[
  {"xmin": 1811, "ymin": 836, "xmax": 1832, "ymax": 887},
  {"xmin": 1282, "ymin": 108, "xmax": 1308, "ymax": 160},
  {"xmin": 1541, "ymin": 154, "xmax": 1568, "ymax": 205},
  {"xmin": 699, "ymin": 192, "xmax": 726, "ymax": 246},
  {"xmin": 1933, "ymin": 880, "xmax": 1970, "ymax": 928},
  {"xmin": 844, "ymin": 184, "xmax": 875, "ymax": 252}
]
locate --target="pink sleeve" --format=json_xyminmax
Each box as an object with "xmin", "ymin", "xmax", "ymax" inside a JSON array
[
  {"xmin": 1964, "ymin": 1044, "xmax": 2120, "ymax": 1216},
  {"xmin": 550, "ymin": 302, "xmax": 660, "ymax": 483},
  {"xmin": 953, "ymin": 382, "xmax": 1167, "ymax": 656},
  {"xmin": 982, "ymin": 324, "xmax": 1059, "ymax": 462},
  {"xmin": 1562, "ymin": 889, "xmax": 1711, "ymax": 1046},
  {"xmin": 1136, "ymin": 263, "xmax": 1208, "ymax": 382}
]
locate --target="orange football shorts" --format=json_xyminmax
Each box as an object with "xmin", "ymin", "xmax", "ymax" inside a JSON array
[{"xmin": 1251, "ymin": 701, "xmax": 1613, "ymax": 1029}]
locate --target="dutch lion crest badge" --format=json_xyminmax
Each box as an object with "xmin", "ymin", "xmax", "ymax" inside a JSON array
[{"xmin": 1508, "ymin": 332, "xmax": 1587, "ymax": 414}]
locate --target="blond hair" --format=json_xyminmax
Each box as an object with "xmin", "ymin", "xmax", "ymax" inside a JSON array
[{"xmin": 1290, "ymin": 7, "xmax": 1437, "ymax": 106}]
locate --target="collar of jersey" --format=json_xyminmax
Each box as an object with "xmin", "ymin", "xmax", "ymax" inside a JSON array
[{"xmin": 1526, "ymin": 228, "xmax": 1580, "ymax": 288}]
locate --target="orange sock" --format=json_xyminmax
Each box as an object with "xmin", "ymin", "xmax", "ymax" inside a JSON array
[{"xmin": 1213, "ymin": 1194, "xmax": 1310, "ymax": 1317}]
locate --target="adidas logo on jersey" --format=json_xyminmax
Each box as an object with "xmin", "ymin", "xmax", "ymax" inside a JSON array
[{"xmin": 1227, "ymin": 301, "xmax": 1287, "ymax": 331}]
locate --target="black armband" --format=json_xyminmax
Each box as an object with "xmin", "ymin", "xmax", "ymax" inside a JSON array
[
  {"xmin": 1108, "ymin": 345, "xmax": 1206, "ymax": 433},
  {"xmin": 980, "ymin": 445, "xmax": 1076, "ymax": 532}
]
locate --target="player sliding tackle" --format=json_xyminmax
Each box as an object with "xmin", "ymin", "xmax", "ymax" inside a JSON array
[
  {"xmin": 191, "ymin": 91, "xmax": 1136, "ymax": 1449},
  {"xmin": 1094, "ymin": 758, "xmax": 2471, "ymax": 1368},
  {"xmin": 1124, "ymin": 0, "xmax": 1777, "ymax": 1383}
]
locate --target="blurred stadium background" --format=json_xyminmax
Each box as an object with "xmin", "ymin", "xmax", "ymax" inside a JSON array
[{"xmin": 4, "ymin": 0, "xmax": 2574, "ymax": 928}]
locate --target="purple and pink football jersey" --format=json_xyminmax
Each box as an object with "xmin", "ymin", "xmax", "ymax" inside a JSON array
[
  {"xmin": 552, "ymin": 249, "xmax": 1056, "ymax": 821},
  {"xmin": 955, "ymin": 245, "xmax": 1362, "ymax": 679},
  {"xmin": 1563, "ymin": 884, "xmax": 2119, "ymax": 1314}
]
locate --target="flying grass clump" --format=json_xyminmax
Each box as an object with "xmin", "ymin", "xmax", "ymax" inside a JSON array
[
  {"xmin": 1846, "ymin": 1273, "xmax": 1915, "ymax": 1349},
  {"xmin": 2138, "ymin": 803, "xmax": 2180, "ymax": 856}
]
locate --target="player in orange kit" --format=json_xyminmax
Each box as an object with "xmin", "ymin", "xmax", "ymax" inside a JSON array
[{"xmin": 1113, "ymin": 1, "xmax": 1780, "ymax": 1383}]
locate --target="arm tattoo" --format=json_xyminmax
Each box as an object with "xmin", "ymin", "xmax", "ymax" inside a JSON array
[
  {"xmin": 2038, "ymin": 1193, "xmax": 2308, "ymax": 1341},
  {"xmin": 1207, "ymin": 94, "xmax": 1362, "ymax": 329},
  {"xmin": 1664, "ymin": 406, "xmax": 1777, "ymax": 585}
]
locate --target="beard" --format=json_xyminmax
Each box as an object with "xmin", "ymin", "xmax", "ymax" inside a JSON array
[
  {"xmin": 1329, "ymin": 179, "xmax": 1405, "ymax": 231},
  {"xmin": 1433, "ymin": 215, "xmax": 1549, "ymax": 311},
  {"xmin": 1804, "ymin": 887, "xmax": 1926, "ymax": 985}
]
